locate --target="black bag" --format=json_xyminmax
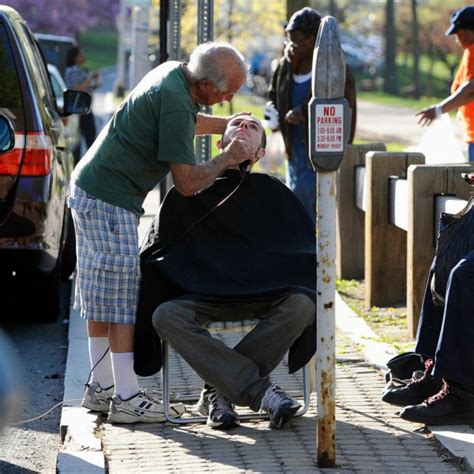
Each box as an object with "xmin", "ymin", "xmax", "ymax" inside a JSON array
[
  {"xmin": 384, "ymin": 352, "xmax": 426, "ymax": 391},
  {"xmin": 431, "ymin": 196, "xmax": 474, "ymax": 306}
]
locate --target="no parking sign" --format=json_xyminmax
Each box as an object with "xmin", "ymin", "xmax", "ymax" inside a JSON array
[{"xmin": 308, "ymin": 97, "xmax": 351, "ymax": 172}]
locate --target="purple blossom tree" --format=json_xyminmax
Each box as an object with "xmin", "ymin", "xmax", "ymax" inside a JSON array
[{"xmin": 3, "ymin": 0, "xmax": 119, "ymax": 36}]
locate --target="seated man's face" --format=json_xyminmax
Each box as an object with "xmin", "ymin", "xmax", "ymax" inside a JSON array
[{"xmin": 222, "ymin": 116, "xmax": 265, "ymax": 155}]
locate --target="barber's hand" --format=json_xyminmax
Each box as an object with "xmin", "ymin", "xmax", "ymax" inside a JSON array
[
  {"xmin": 285, "ymin": 107, "xmax": 304, "ymax": 125},
  {"xmin": 224, "ymin": 138, "xmax": 258, "ymax": 168},
  {"xmin": 416, "ymin": 106, "xmax": 436, "ymax": 127}
]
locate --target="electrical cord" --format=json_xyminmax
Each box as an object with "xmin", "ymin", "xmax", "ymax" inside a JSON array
[{"xmin": 9, "ymin": 347, "xmax": 111, "ymax": 426}]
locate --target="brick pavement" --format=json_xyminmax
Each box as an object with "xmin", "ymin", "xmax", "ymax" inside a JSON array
[{"xmin": 100, "ymin": 333, "xmax": 462, "ymax": 473}]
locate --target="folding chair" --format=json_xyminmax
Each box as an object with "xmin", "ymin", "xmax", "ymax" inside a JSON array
[{"xmin": 159, "ymin": 321, "xmax": 314, "ymax": 424}]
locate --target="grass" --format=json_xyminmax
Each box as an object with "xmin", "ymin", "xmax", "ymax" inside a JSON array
[
  {"xmin": 355, "ymin": 51, "xmax": 455, "ymax": 106},
  {"xmin": 354, "ymin": 138, "xmax": 405, "ymax": 153},
  {"xmin": 80, "ymin": 27, "xmax": 118, "ymax": 72},
  {"xmin": 336, "ymin": 279, "xmax": 414, "ymax": 354}
]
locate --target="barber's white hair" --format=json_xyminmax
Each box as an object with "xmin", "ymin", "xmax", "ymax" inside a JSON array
[{"xmin": 188, "ymin": 42, "xmax": 248, "ymax": 91}]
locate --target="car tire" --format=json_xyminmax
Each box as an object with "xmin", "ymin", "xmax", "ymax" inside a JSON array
[
  {"xmin": 36, "ymin": 266, "xmax": 62, "ymax": 322},
  {"xmin": 60, "ymin": 209, "xmax": 76, "ymax": 281}
]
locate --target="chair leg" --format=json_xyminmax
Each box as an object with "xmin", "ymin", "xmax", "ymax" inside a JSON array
[
  {"xmin": 161, "ymin": 340, "xmax": 207, "ymax": 424},
  {"xmin": 160, "ymin": 339, "xmax": 312, "ymax": 424}
]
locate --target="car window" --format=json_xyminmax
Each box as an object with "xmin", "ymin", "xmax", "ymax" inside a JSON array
[
  {"xmin": 15, "ymin": 24, "xmax": 55, "ymax": 112},
  {"xmin": 49, "ymin": 70, "xmax": 63, "ymax": 100},
  {"xmin": 0, "ymin": 21, "xmax": 22, "ymax": 108}
]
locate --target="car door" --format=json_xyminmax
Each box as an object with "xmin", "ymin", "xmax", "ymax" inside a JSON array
[
  {"xmin": 0, "ymin": 18, "xmax": 26, "ymax": 224},
  {"xmin": 14, "ymin": 21, "xmax": 71, "ymax": 252}
]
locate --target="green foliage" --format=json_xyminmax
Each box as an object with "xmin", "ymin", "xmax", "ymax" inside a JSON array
[
  {"xmin": 80, "ymin": 28, "xmax": 118, "ymax": 71},
  {"xmin": 180, "ymin": 0, "xmax": 286, "ymax": 61}
]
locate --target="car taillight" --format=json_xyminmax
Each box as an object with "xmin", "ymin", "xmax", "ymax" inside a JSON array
[{"xmin": 0, "ymin": 132, "xmax": 52, "ymax": 176}]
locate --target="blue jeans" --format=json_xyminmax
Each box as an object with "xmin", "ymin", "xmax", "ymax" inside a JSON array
[
  {"xmin": 468, "ymin": 142, "xmax": 474, "ymax": 162},
  {"xmin": 415, "ymin": 251, "xmax": 474, "ymax": 386},
  {"xmin": 286, "ymin": 148, "xmax": 316, "ymax": 223}
]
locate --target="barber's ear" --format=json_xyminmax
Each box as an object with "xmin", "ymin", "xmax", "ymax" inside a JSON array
[
  {"xmin": 257, "ymin": 148, "xmax": 266, "ymax": 159},
  {"xmin": 216, "ymin": 139, "xmax": 223, "ymax": 150}
]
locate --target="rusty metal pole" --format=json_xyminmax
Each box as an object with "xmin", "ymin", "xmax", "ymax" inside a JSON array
[{"xmin": 308, "ymin": 17, "xmax": 351, "ymax": 468}]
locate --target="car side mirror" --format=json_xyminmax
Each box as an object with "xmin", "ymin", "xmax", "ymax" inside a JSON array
[
  {"xmin": 62, "ymin": 90, "xmax": 92, "ymax": 116},
  {"xmin": 0, "ymin": 115, "xmax": 15, "ymax": 153}
]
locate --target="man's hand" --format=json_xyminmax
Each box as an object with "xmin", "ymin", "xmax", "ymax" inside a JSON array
[
  {"xmin": 416, "ymin": 106, "xmax": 437, "ymax": 127},
  {"xmin": 223, "ymin": 137, "xmax": 258, "ymax": 168},
  {"xmin": 285, "ymin": 107, "xmax": 304, "ymax": 125}
]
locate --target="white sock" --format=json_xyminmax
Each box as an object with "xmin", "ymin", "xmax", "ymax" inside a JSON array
[
  {"xmin": 111, "ymin": 352, "xmax": 140, "ymax": 400},
  {"xmin": 88, "ymin": 337, "xmax": 114, "ymax": 388}
]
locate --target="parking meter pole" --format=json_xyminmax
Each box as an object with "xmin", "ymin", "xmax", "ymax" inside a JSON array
[
  {"xmin": 315, "ymin": 172, "xmax": 336, "ymax": 467},
  {"xmin": 309, "ymin": 17, "xmax": 349, "ymax": 468}
]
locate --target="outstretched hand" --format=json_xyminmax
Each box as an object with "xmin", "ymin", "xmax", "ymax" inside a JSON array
[{"xmin": 416, "ymin": 106, "xmax": 437, "ymax": 127}]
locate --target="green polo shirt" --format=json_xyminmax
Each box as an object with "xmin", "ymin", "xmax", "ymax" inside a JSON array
[{"xmin": 72, "ymin": 61, "xmax": 200, "ymax": 216}]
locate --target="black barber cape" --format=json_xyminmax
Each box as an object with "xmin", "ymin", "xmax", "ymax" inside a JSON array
[{"xmin": 134, "ymin": 170, "xmax": 316, "ymax": 376}]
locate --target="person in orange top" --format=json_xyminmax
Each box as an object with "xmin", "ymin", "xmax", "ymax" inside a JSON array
[{"xmin": 416, "ymin": 6, "xmax": 474, "ymax": 162}]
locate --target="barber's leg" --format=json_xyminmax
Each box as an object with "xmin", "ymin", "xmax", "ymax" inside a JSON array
[
  {"xmin": 153, "ymin": 300, "xmax": 270, "ymax": 410},
  {"xmin": 233, "ymin": 293, "xmax": 315, "ymax": 377}
]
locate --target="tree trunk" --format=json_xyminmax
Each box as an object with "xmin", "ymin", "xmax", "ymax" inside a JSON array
[
  {"xmin": 411, "ymin": 0, "xmax": 420, "ymax": 99},
  {"xmin": 383, "ymin": 0, "xmax": 399, "ymax": 94},
  {"xmin": 287, "ymin": 0, "xmax": 309, "ymax": 20}
]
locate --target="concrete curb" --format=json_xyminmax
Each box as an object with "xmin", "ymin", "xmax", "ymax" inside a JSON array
[{"xmin": 57, "ymin": 307, "xmax": 105, "ymax": 473}]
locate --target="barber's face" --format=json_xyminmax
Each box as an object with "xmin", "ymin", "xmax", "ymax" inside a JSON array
[
  {"xmin": 224, "ymin": 116, "xmax": 264, "ymax": 153},
  {"xmin": 197, "ymin": 72, "xmax": 245, "ymax": 106}
]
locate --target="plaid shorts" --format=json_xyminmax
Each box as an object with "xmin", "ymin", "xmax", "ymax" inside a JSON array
[{"xmin": 68, "ymin": 184, "xmax": 140, "ymax": 324}]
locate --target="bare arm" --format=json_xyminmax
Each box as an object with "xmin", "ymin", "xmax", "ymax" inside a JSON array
[
  {"xmin": 416, "ymin": 79, "xmax": 474, "ymax": 126},
  {"xmin": 195, "ymin": 113, "xmax": 228, "ymax": 135},
  {"xmin": 195, "ymin": 111, "xmax": 252, "ymax": 135},
  {"xmin": 169, "ymin": 138, "xmax": 257, "ymax": 196}
]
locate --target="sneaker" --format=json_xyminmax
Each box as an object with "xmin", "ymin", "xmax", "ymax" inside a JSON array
[
  {"xmin": 400, "ymin": 380, "xmax": 474, "ymax": 425},
  {"xmin": 196, "ymin": 385, "xmax": 240, "ymax": 429},
  {"xmin": 382, "ymin": 358, "xmax": 443, "ymax": 407},
  {"xmin": 108, "ymin": 390, "xmax": 185, "ymax": 424},
  {"xmin": 81, "ymin": 382, "xmax": 114, "ymax": 413},
  {"xmin": 260, "ymin": 384, "xmax": 301, "ymax": 429}
]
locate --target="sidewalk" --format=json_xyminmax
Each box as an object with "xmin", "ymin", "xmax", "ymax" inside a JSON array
[{"xmin": 56, "ymin": 189, "xmax": 473, "ymax": 473}]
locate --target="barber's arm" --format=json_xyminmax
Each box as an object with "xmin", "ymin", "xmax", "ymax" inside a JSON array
[
  {"xmin": 169, "ymin": 138, "xmax": 256, "ymax": 196},
  {"xmin": 416, "ymin": 79, "xmax": 474, "ymax": 126},
  {"xmin": 195, "ymin": 112, "xmax": 251, "ymax": 135},
  {"xmin": 195, "ymin": 113, "xmax": 228, "ymax": 135}
]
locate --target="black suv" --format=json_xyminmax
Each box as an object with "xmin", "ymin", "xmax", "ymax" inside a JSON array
[{"xmin": 0, "ymin": 6, "xmax": 90, "ymax": 320}]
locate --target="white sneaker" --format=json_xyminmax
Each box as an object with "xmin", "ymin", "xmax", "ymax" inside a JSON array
[
  {"xmin": 81, "ymin": 382, "xmax": 114, "ymax": 413},
  {"xmin": 108, "ymin": 390, "xmax": 186, "ymax": 424}
]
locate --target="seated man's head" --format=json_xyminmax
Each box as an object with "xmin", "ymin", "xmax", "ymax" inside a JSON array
[{"xmin": 217, "ymin": 115, "xmax": 266, "ymax": 168}]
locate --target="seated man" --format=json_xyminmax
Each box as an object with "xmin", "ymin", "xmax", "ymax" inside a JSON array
[
  {"xmin": 382, "ymin": 249, "xmax": 474, "ymax": 425},
  {"xmin": 134, "ymin": 115, "xmax": 316, "ymax": 430}
]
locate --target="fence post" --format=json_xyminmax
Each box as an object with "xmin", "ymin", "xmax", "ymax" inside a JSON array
[{"xmin": 336, "ymin": 143, "xmax": 386, "ymax": 280}]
